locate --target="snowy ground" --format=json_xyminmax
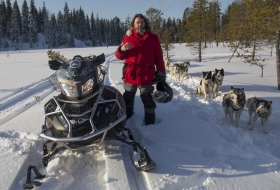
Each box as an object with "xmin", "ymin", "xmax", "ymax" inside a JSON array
[{"xmin": 1, "ymin": 44, "xmax": 280, "ymax": 190}]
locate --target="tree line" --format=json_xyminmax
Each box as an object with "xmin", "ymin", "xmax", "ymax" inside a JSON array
[
  {"xmin": 0, "ymin": 0, "xmax": 279, "ymax": 87},
  {"xmin": 0, "ymin": 0, "xmax": 278, "ymax": 52}
]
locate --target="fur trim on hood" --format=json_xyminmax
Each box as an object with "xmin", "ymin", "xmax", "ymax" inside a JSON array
[{"xmin": 126, "ymin": 29, "xmax": 133, "ymax": 36}]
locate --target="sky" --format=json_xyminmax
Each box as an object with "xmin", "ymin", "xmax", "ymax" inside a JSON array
[
  {"xmin": 14, "ymin": 0, "xmax": 234, "ymax": 22},
  {"xmin": 1, "ymin": 36, "xmax": 280, "ymax": 189}
]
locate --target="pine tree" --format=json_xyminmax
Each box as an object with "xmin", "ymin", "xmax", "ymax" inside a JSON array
[
  {"xmin": 43, "ymin": 11, "xmax": 50, "ymax": 47},
  {"xmin": 41, "ymin": 2, "xmax": 48, "ymax": 34},
  {"xmin": 175, "ymin": 18, "xmax": 182, "ymax": 43},
  {"xmin": 185, "ymin": 0, "xmax": 210, "ymax": 62},
  {"xmin": 208, "ymin": 1, "xmax": 221, "ymax": 46},
  {"xmin": 95, "ymin": 14, "xmax": 102, "ymax": 46},
  {"xmin": 6, "ymin": 0, "xmax": 12, "ymax": 38},
  {"xmin": 125, "ymin": 15, "xmax": 131, "ymax": 30},
  {"xmin": 10, "ymin": 0, "xmax": 21, "ymax": 49},
  {"xmin": 68, "ymin": 23, "xmax": 75, "ymax": 47},
  {"xmin": 56, "ymin": 11, "xmax": 64, "ymax": 46},
  {"xmin": 29, "ymin": 0, "xmax": 38, "ymax": 44},
  {"xmin": 145, "ymin": 8, "xmax": 163, "ymax": 37},
  {"xmin": 161, "ymin": 29, "xmax": 175, "ymax": 59},
  {"xmin": 90, "ymin": 12, "xmax": 96, "ymax": 46},
  {"xmin": 219, "ymin": 6, "xmax": 230, "ymax": 43},
  {"xmin": 63, "ymin": 2, "xmax": 70, "ymax": 33},
  {"xmin": 111, "ymin": 16, "xmax": 122, "ymax": 45},
  {"xmin": 85, "ymin": 15, "xmax": 90, "ymax": 43},
  {"xmin": 49, "ymin": 14, "xmax": 57, "ymax": 48},
  {"xmin": 21, "ymin": 0, "xmax": 29, "ymax": 42},
  {"xmin": 0, "ymin": 1, "xmax": 7, "ymax": 39}
]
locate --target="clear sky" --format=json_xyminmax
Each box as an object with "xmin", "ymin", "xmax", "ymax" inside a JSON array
[{"xmin": 15, "ymin": 0, "xmax": 234, "ymax": 22}]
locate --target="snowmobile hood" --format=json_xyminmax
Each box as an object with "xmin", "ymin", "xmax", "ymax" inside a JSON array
[{"xmin": 58, "ymin": 60, "xmax": 97, "ymax": 83}]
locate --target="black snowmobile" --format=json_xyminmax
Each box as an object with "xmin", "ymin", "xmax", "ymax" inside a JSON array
[{"xmin": 23, "ymin": 53, "xmax": 155, "ymax": 189}]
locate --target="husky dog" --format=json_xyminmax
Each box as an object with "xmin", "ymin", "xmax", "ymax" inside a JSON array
[
  {"xmin": 180, "ymin": 61, "xmax": 190, "ymax": 80},
  {"xmin": 164, "ymin": 57, "xmax": 170, "ymax": 70},
  {"xmin": 246, "ymin": 96, "xmax": 272, "ymax": 134},
  {"xmin": 222, "ymin": 86, "xmax": 246, "ymax": 127},
  {"xmin": 197, "ymin": 71, "xmax": 213, "ymax": 99},
  {"xmin": 211, "ymin": 68, "xmax": 224, "ymax": 98},
  {"xmin": 170, "ymin": 63, "xmax": 183, "ymax": 81}
]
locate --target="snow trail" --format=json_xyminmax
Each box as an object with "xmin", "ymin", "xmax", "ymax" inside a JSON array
[{"xmin": 0, "ymin": 78, "xmax": 54, "ymax": 126}]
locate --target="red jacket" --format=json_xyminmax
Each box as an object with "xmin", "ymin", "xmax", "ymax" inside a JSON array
[{"xmin": 115, "ymin": 29, "xmax": 165, "ymax": 86}]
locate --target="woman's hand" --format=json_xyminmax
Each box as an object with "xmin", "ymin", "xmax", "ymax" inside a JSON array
[{"xmin": 121, "ymin": 42, "xmax": 132, "ymax": 51}]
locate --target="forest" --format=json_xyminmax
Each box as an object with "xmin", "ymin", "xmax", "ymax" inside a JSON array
[{"xmin": 0, "ymin": 0, "xmax": 278, "ymax": 50}]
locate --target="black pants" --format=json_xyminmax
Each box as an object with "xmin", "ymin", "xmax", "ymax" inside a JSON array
[{"xmin": 123, "ymin": 83, "xmax": 156, "ymax": 125}]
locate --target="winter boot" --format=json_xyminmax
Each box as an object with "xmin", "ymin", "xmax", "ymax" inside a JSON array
[
  {"xmin": 126, "ymin": 105, "xmax": 134, "ymax": 119},
  {"xmin": 144, "ymin": 107, "xmax": 155, "ymax": 125}
]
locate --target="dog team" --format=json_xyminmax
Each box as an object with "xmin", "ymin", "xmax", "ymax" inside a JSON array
[{"xmin": 164, "ymin": 57, "xmax": 273, "ymax": 134}]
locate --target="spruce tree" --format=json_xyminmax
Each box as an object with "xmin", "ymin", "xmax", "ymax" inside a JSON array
[
  {"xmin": 21, "ymin": 0, "xmax": 29, "ymax": 42},
  {"xmin": 63, "ymin": 2, "xmax": 70, "ymax": 33},
  {"xmin": 85, "ymin": 15, "xmax": 90, "ymax": 43},
  {"xmin": 0, "ymin": 1, "xmax": 7, "ymax": 38},
  {"xmin": 41, "ymin": 2, "xmax": 48, "ymax": 34},
  {"xmin": 10, "ymin": 0, "xmax": 21, "ymax": 49},
  {"xmin": 90, "ymin": 13, "xmax": 96, "ymax": 46},
  {"xmin": 49, "ymin": 14, "xmax": 57, "ymax": 48},
  {"xmin": 6, "ymin": 0, "xmax": 12, "ymax": 38},
  {"xmin": 56, "ymin": 11, "xmax": 64, "ymax": 46},
  {"xmin": 95, "ymin": 14, "xmax": 102, "ymax": 46},
  {"xmin": 68, "ymin": 23, "xmax": 75, "ymax": 47},
  {"xmin": 29, "ymin": 0, "xmax": 38, "ymax": 44}
]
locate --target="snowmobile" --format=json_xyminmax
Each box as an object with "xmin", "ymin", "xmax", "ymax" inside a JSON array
[{"xmin": 23, "ymin": 53, "xmax": 155, "ymax": 189}]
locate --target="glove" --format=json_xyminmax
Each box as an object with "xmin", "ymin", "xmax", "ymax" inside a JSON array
[
  {"xmin": 153, "ymin": 71, "xmax": 166, "ymax": 84},
  {"xmin": 156, "ymin": 81, "xmax": 166, "ymax": 91}
]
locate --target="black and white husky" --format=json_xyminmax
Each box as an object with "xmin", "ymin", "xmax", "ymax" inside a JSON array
[
  {"xmin": 211, "ymin": 68, "xmax": 224, "ymax": 98},
  {"xmin": 197, "ymin": 71, "xmax": 213, "ymax": 99},
  {"xmin": 246, "ymin": 96, "xmax": 272, "ymax": 134},
  {"xmin": 222, "ymin": 86, "xmax": 246, "ymax": 127}
]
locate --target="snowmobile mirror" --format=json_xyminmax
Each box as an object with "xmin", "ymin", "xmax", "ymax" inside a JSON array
[
  {"xmin": 94, "ymin": 53, "xmax": 105, "ymax": 65},
  {"xmin": 48, "ymin": 60, "xmax": 62, "ymax": 70}
]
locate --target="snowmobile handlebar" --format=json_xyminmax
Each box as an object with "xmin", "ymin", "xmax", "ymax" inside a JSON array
[{"xmin": 48, "ymin": 53, "xmax": 105, "ymax": 70}]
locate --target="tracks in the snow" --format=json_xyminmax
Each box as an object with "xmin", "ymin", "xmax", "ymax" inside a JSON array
[{"xmin": 0, "ymin": 77, "xmax": 54, "ymax": 126}]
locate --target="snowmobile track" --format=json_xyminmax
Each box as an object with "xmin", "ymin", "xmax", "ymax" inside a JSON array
[{"xmin": 0, "ymin": 78, "xmax": 54, "ymax": 126}]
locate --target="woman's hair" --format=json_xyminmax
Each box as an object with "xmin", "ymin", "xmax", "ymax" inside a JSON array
[{"xmin": 130, "ymin": 13, "xmax": 151, "ymax": 31}]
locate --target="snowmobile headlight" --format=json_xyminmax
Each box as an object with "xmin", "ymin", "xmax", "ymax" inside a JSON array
[
  {"xmin": 81, "ymin": 78, "xmax": 94, "ymax": 96},
  {"xmin": 61, "ymin": 83, "xmax": 77, "ymax": 98}
]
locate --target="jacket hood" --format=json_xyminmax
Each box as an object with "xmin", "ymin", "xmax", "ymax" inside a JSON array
[{"xmin": 126, "ymin": 29, "xmax": 150, "ymax": 37}]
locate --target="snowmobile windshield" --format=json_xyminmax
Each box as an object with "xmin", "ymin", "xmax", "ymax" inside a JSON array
[{"xmin": 49, "ymin": 60, "xmax": 99, "ymax": 100}]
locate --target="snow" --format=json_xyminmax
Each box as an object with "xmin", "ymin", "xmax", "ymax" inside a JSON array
[{"xmin": 1, "ymin": 42, "xmax": 280, "ymax": 190}]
